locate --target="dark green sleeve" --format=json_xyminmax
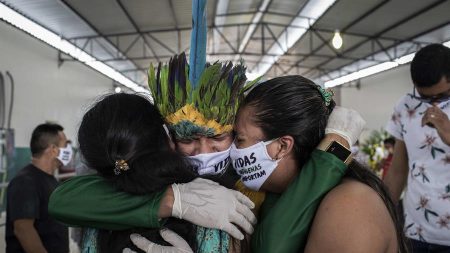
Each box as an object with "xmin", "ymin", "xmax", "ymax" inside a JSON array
[
  {"xmin": 48, "ymin": 175, "xmax": 164, "ymax": 230},
  {"xmin": 251, "ymin": 150, "xmax": 348, "ymax": 253}
]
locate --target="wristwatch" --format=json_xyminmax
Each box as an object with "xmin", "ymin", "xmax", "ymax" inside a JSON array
[{"xmin": 318, "ymin": 140, "xmax": 353, "ymax": 165}]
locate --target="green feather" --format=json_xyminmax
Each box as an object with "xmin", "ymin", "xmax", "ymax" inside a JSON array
[{"xmin": 147, "ymin": 54, "xmax": 259, "ymax": 138}]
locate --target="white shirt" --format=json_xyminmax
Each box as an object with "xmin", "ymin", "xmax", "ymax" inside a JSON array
[{"xmin": 386, "ymin": 94, "xmax": 450, "ymax": 245}]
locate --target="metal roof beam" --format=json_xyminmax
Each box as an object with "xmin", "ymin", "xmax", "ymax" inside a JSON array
[
  {"xmin": 305, "ymin": 0, "xmax": 447, "ymax": 76},
  {"xmin": 280, "ymin": 0, "xmax": 391, "ymax": 75},
  {"xmin": 116, "ymin": 0, "xmax": 159, "ymax": 61},
  {"xmin": 315, "ymin": 20, "xmax": 450, "ymax": 80}
]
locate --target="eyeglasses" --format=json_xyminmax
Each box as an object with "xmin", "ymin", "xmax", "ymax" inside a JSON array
[{"xmin": 409, "ymin": 88, "xmax": 450, "ymax": 104}]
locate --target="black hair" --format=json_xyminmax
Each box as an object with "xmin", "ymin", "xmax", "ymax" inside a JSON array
[
  {"xmin": 384, "ymin": 137, "xmax": 396, "ymax": 146},
  {"xmin": 240, "ymin": 75, "xmax": 407, "ymax": 253},
  {"xmin": 411, "ymin": 43, "xmax": 450, "ymax": 87},
  {"xmin": 78, "ymin": 93, "xmax": 198, "ymax": 252},
  {"xmin": 30, "ymin": 123, "xmax": 64, "ymax": 157},
  {"xmin": 240, "ymin": 75, "xmax": 333, "ymax": 166}
]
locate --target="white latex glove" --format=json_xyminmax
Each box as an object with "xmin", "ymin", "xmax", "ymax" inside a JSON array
[
  {"xmin": 325, "ymin": 106, "xmax": 366, "ymax": 146},
  {"xmin": 123, "ymin": 230, "xmax": 192, "ymax": 253},
  {"xmin": 172, "ymin": 178, "xmax": 256, "ymax": 240}
]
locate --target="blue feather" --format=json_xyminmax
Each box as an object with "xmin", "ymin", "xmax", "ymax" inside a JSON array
[{"xmin": 189, "ymin": 0, "xmax": 207, "ymax": 89}]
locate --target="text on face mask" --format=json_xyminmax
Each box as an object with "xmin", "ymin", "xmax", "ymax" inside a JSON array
[
  {"xmin": 242, "ymin": 170, "xmax": 266, "ymax": 182},
  {"xmin": 233, "ymin": 152, "xmax": 257, "ymax": 169},
  {"xmin": 213, "ymin": 157, "xmax": 230, "ymax": 173}
]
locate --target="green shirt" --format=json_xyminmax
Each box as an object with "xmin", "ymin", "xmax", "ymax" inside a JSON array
[
  {"xmin": 251, "ymin": 150, "xmax": 347, "ymax": 252},
  {"xmin": 48, "ymin": 175, "xmax": 164, "ymax": 230},
  {"xmin": 49, "ymin": 150, "xmax": 346, "ymax": 252}
]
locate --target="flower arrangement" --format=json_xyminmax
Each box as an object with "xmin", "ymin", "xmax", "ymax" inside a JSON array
[{"xmin": 360, "ymin": 129, "xmax": 391, "ymax": 173}]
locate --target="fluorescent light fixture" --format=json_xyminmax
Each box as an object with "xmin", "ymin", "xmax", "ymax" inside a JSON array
[
  {"xmin": 247, "ymin": 0, "xmax": 336, "ymax": 79},
  {"xmin": 332, "ymin": 30, "xmax": 342, "ymax": 49},
  {"xmin": 323, "ymin": 40, "xmax": 450, "ymax": 88},
  {"xmin": 115, "ymin": 86, "xmax": 122, "ymax": 93},
  {"xmin": 444, "ymin": 40, "xmax": 450, "ymax": 48},
  {"xmin": 324, "ymin": 61, "xmax": 398, "ymax": 87},
  {"xmin": 394, "ymin": 52, "xmax": 415, "ymax": 65},
  {"xmin": 0, "ymin": 3, "xmax": 148, "ymax": 93}
]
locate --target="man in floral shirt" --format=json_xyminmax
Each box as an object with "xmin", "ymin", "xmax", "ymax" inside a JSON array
[{"xmin": 385, "ymin": 43, "xmax": 450, "ymax": 252}]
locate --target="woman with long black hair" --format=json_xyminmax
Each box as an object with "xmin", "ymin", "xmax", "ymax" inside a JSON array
[
  {"xmin": 128, "ymin": 75, "xmax": 407, "ymax": 253},
  {"xmin": 233, "ymin": 75, "xmax": 407, "ymax": 253},
  {"xmin": 75, "ymin": 93, "xmax": 256, "ymax": 252}
]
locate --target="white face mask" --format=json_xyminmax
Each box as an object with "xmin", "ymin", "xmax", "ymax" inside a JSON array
[
  {"xmin": 188, "ymin": 146, "xmax": 231, "ymax": 175},
  {"xmin": 57, "ymin": 144, "xmax": 73, "ymax": 166},
  {"xmin": 230, "ymin": 139, "xmax": 279, "ymax": 191}
]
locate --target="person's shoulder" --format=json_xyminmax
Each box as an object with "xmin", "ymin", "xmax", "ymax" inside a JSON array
[
  {"xmin": 304, "ymin": 179, "xmax": 395, "ymax": 253},
  {"xmin": 316, "ymin": 179, "xmax": 390, "ymax": 232},
  {"xmin": 325, "ymin": 177, "xmax": 380, "ymax": 200},
  {"xmin": 56, "ymin": 174, "xmax": 104, "ymax": 189},
  {"xmin": 393, "ymin": 94, "xmax": 413, "ymax": 109},
  {"xmin": 7, "ymin": 165, "xmax": 41, "ymax": 196},
  {"xmin": 9, "ymin": 165, "xmax": 37, "ymax": 185}
]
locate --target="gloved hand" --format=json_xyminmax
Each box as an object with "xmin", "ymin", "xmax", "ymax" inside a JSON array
[
  {"xmin": 325, "ymin": 106, "xmax": 366, "ymax": 146},
  {"xmin": 123, "ymin": 230, "xmax": 192, "ymax": 253},
  {"xmin": 172, "ymin": 178, "xmax": 256, "ymax": 240}
]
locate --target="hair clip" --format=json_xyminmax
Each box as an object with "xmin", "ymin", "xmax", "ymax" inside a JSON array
[
  {"xmin": 114, "ymin": 159, "xmax": 130, "ymax": 175},
  {"xmin": 318, "ymin": 87, "xmax": 334, "ymax": 106}
]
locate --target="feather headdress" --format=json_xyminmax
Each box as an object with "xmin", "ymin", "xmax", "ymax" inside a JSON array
[{"xmin": 148, "ymin": 53, "xmax": 260, "ymax": 140}]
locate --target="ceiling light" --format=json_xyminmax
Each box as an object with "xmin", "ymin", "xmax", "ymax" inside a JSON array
[
  {"xmin": 332, "ymin": 30, "xmax": 343, "ymax": 49},
  {"xmin": 0, "ymin": 3, "xmax": 148, "ymax": 93},
  {"xmin": 324, "ymin": 61, "xmax": 398, "ymax": 87},
  {"xmin": 115, "ymin": 87, "xmax": 122, "ymax": 93},
  {"xmin": 444, "ymin": 40, "xmax": 450, "ymax": 47}
]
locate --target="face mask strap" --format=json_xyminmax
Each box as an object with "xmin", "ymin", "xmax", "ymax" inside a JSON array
[
  {"xmin": 263, "ymin": 138, "xmax": 285, "ymax": 161},
  {"xmin": 163, "ymin": 124, "xmax": 172, "ymax": 142},
  {"xmin": 263, "ymin": 137, "xmax": 279, "ymax": 145}
]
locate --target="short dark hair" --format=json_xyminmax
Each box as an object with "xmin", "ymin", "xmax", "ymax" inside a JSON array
[
  {"xmin": 383, "ymin": 137, "xmax": 395, "ymax": 146},
  {"xmin": 30, "ymin": 123, "xmax": 64, "ymax": 156},
  {"xmin": 410, "ymin": 44, "xmax": 450, "ymax": 87}
]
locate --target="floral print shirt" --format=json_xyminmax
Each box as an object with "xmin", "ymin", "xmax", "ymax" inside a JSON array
[{"xmin": 386, "ymin": 94, "xmax": 450, "ymax": 245}]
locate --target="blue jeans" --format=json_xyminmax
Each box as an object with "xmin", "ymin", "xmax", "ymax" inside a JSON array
[{"xmin": 409, "ymin": 239, "xmax": 450, "ymax": 253}]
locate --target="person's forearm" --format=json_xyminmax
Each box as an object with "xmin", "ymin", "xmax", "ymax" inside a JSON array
[
  {"xmin": 383, "ymin": 165, "xmax": 408, "ymax": 203},
  {"xmin": 15, "ymin": 226, "xmax": 47, "ymax": 253},
  {"xmin": 440, "ymin": 130, "xmax": 450, "ymax": 146},
  {"xmin": 158, "ymin": 186, "xmax": 174, "ymax": 218},
  {"xmin": 383, "ymin": 140, "xmax": 408, "ymax": 203},
  {"xmin": 320, "ymin": 134, "xmax": 350, "ymax": 149},
  {"xmin": 49, "ymin": 175, "xmax": 165, "ymax": 230}
]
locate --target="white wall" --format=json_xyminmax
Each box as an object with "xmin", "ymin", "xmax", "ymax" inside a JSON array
[
  {"xmin": 0, "ymin": 21, "xmax": 114, "ymax": 147},
  {"xmin": 339, "ymin": 64, "xmax": 412, "ymax": 141}
]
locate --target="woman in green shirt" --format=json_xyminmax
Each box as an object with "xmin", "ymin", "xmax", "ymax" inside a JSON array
[
  {"xmin": 137, "ymin": 75, "xmax": 408, "ymax": 253},
  {"xmin": 231, "ymin": 75, "xmax": 407, "ymax": 253}
]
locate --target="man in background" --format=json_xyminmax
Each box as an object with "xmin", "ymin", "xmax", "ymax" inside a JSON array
[
  {"xmin": 384, "ymin": 44, "xmax": 450, "ymax": 252},
  {"xmin": 6, "ymin": 123, "xmax": 71, "ymax": 253}
]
